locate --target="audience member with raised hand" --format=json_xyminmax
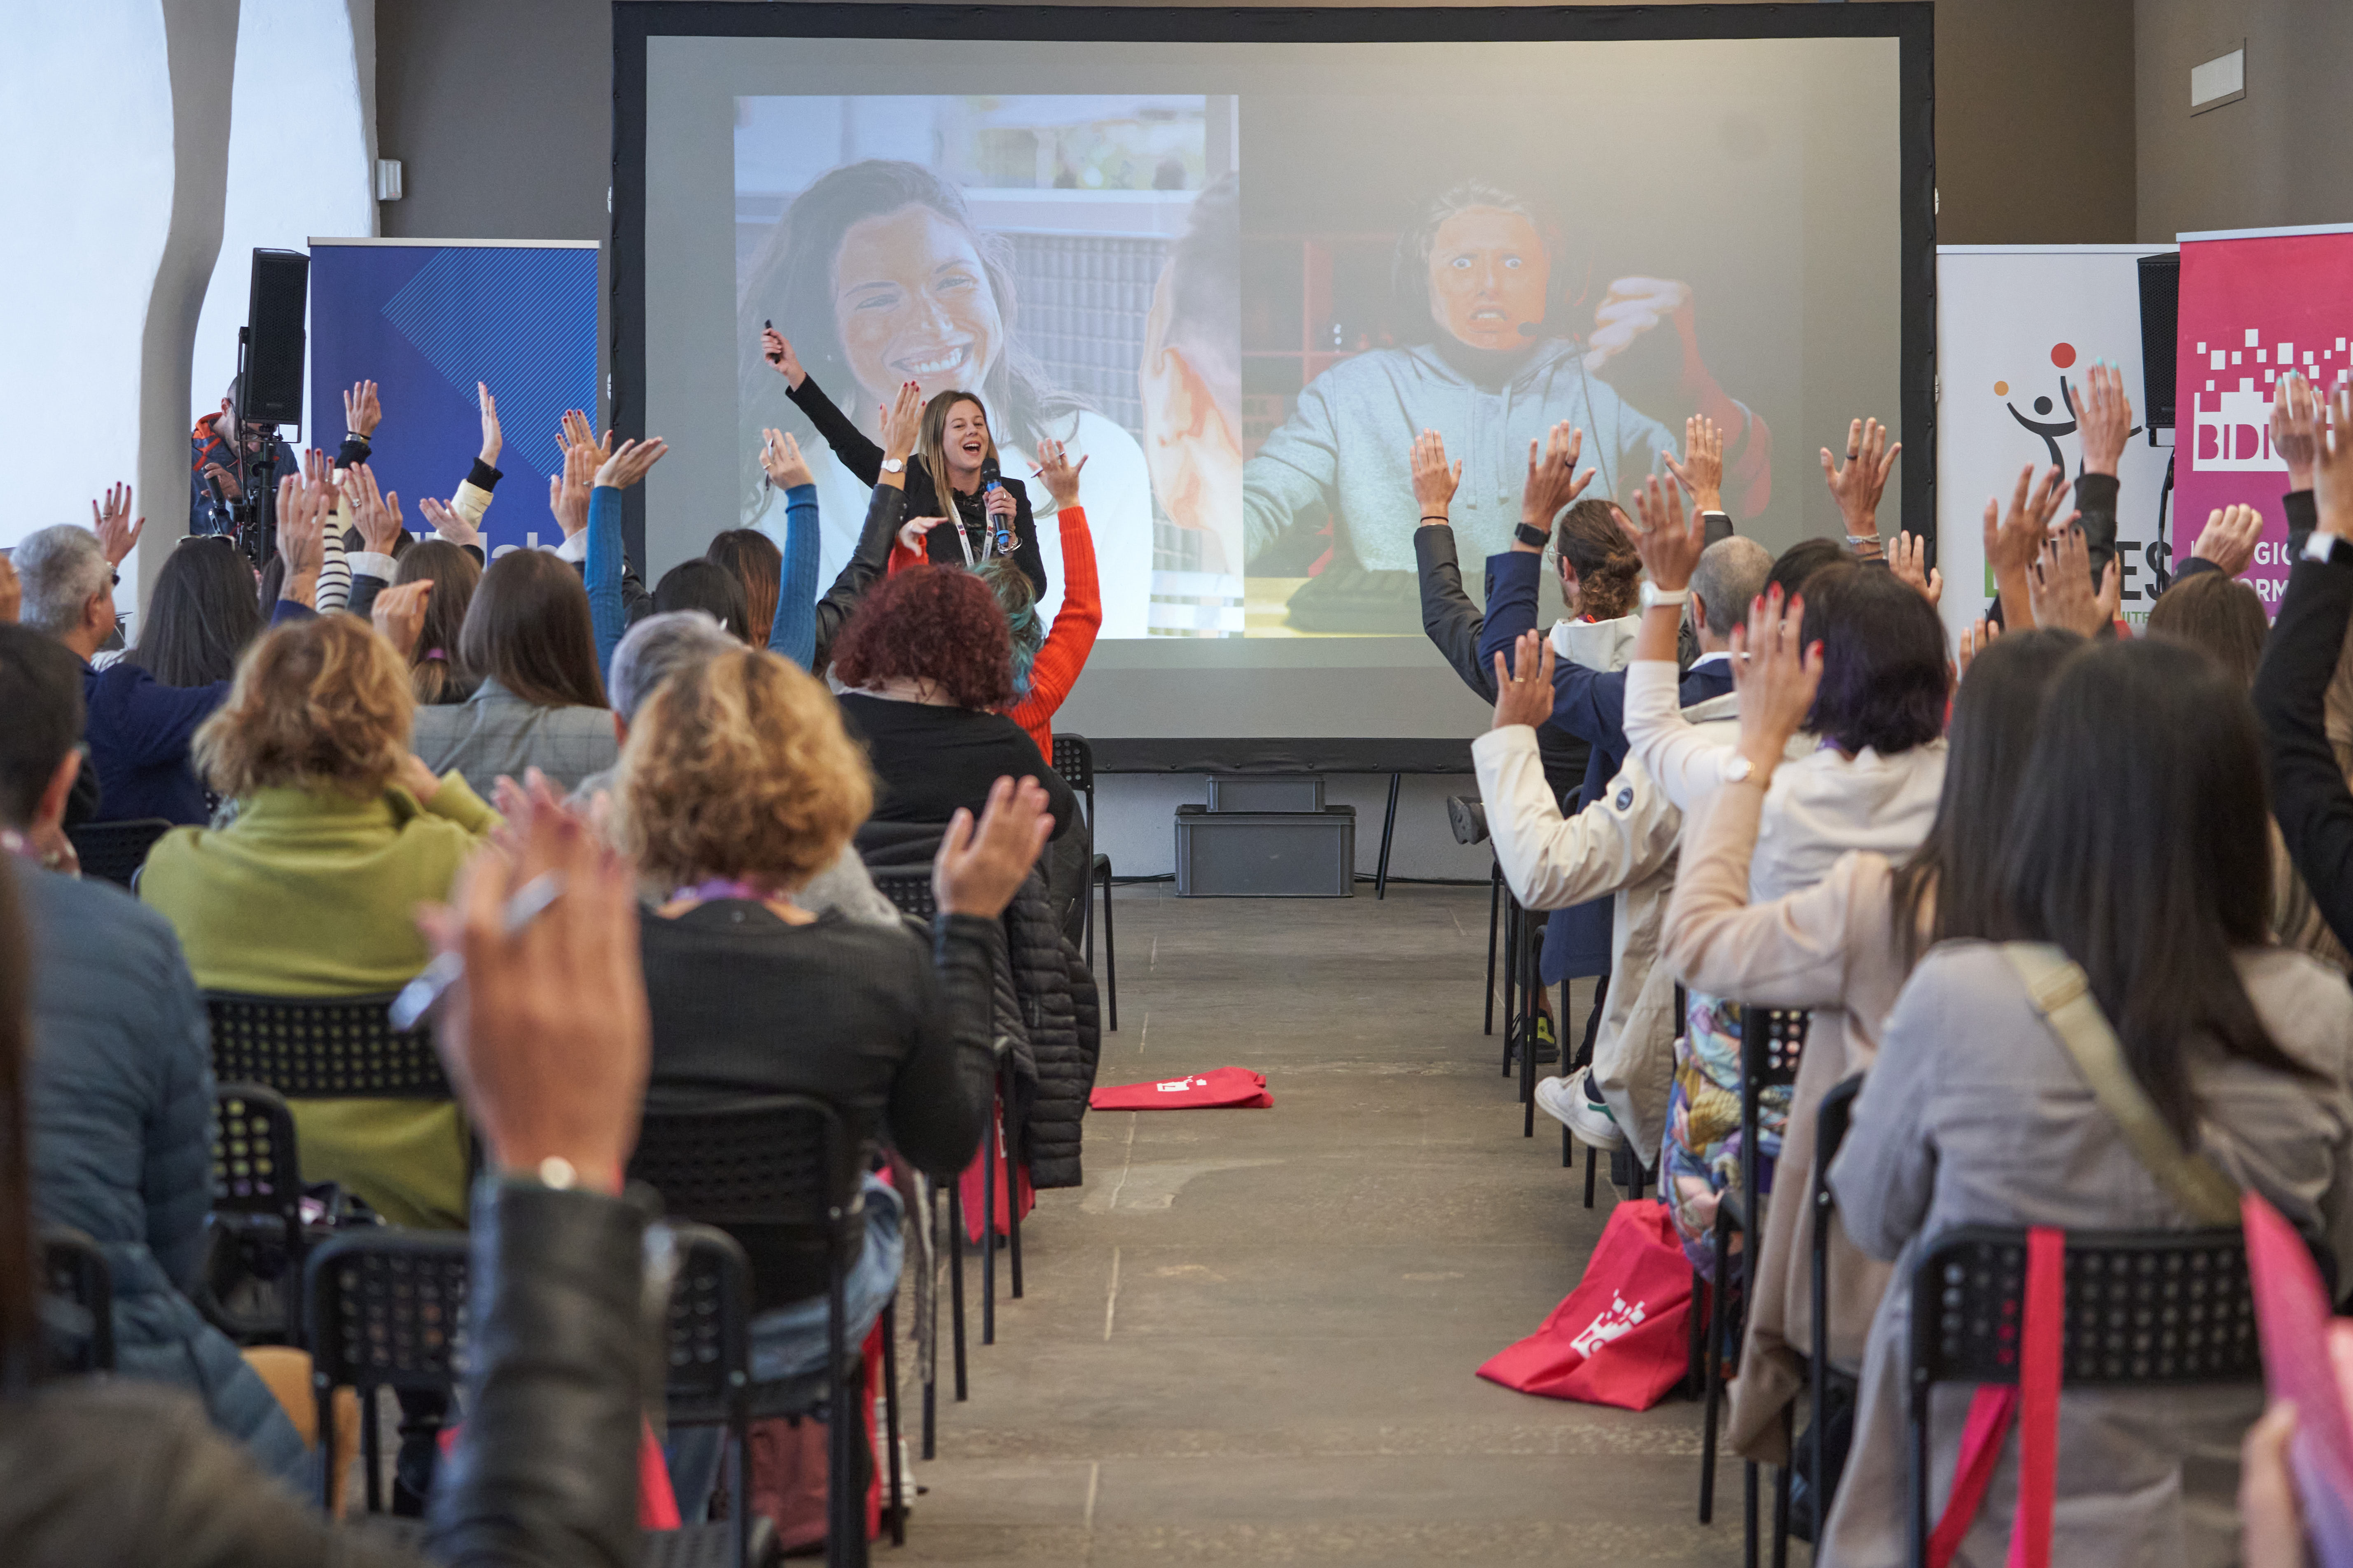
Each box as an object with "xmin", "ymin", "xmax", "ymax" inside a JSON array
[
  {"xmin": 412, "ymin": 548, "xmax": 616, "ymax": 798},
  {"xmin": 1661, "ymin": 592, "xmax": 2086, "ymax": 1472},
  {"xmin": 988, "ymin": 434, "xmax": 1101, "ymax": 761},
  {"xmin": 2255, "ymin": 385, "xmax": 2353, "ymax": 956},
  {"xmin": 1819, "ymin": 416, "xmax": 1900, "ymax": 561},
  {"xmin": 744, "ymin": 424, "xmax": 822, "ymax": 663},
  {"xmin": 389, "ymin": 539, "xmax": 483, "ymax": 705},
  {"xmin": 584, "ymin": 433, "xmax": 668, "ymax": 677},
  {"xmin": 1981, "ymin": 461, "xmax": 2073, "ymax": 628},
  {"xmin": 1886, "ymin": 530, "xmax": 1940, "ymax": 606},
  {"xmin": 805, "ymin": 378, "xmax": 927, "ymax": 674},
  {"xmin": 2025, "ymin": 523, "xmax": 2121, "ymax": 638},
  {"xmin": 0, "ymin": 768, "xmax": 662, "ymax": 1566},
  {"xmin": 2269, "ymin": 369, "xmax": 2327, "ymax": 555},
  {"xmin": 618, "ymin": 642, "xmax": 1050, "ymax": 1507},
  {"xmin": 1825, "ymin": 633, "xmax": 2353, "ymax": 1567},
  {"xmin": 832, "ymin": 566, "xmax": 1078, "ymax": 840},
  {"xmin": 140, "ymin": 612, "xmax": 497, "ymax": 1232},
  {"xmin": 334, "ymin": 385, "xmax": 500, "ymax": 620},
  {"xmin": 2175, "ymin": 502, "xmax": 2265, "ymax": 582}
]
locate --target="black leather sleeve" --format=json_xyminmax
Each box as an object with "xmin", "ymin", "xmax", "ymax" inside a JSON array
[
  {"xmin": 787, "ymin": 373, "xmax": 886, "ymax": 487},
  {"xmin": 814, "ymin": 482, "xmax": 907, "ymax": 668}
]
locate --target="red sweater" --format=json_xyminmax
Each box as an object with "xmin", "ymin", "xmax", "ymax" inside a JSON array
[{"xmin": 889, "ymin": 503, "xmax": 1101, "ymax": 759}]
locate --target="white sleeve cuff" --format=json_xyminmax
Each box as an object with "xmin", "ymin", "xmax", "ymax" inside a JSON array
[{"xmin": 347, "ymin": 550, "xmax": 398, "ymax": 581}]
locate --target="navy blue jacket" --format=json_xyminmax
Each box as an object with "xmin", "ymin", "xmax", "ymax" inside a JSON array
[
  {"xmin": 81, "ymin": 663, "xmax": 229, "ymax": 825},
  {"xmin": 20, "ymin": 864, "xmax": 306, "ymax": 1480}
]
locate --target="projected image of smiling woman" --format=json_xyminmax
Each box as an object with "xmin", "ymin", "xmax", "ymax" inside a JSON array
[
  {"xmin": 738, "ymin": 160, "xmax": 1154, "ymax": 632},
  {"xmin": 1244, "ymin": 180, "xmax": 1766, "ymax": 582}
]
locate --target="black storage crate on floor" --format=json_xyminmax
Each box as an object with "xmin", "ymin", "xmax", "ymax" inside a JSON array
[{"xmin": 1174, "ymin": 805, "xmax": 1355, "ymax": 897}]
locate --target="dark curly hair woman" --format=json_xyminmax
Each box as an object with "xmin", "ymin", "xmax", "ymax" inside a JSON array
[{"xmin": 832, "ymin": 565, "xmax": 1077, "ymax": 839}]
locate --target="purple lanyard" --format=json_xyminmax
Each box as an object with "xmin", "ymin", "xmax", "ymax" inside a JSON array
[{"xmin": 674, "ymin": 877, "xmax": 771, "ymax": 903}]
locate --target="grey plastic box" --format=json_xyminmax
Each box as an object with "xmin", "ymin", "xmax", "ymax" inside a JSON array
[
  {"xmin": 1174, "ymin": 805, "xmax": 1356, "ymax": 897},
  {"xmin": 1206, "ymin": 774, "xmax": 1325, "ymax": 813}
]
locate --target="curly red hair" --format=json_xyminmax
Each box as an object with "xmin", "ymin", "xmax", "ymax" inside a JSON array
[{"xmin": 831, "ymin": 565, "xmax": 1014, "ymax": 710}]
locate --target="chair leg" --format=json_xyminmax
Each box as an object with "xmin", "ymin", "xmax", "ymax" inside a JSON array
[
  {"xmin": 362, "ymin": 1386, "xmax": 383, "ymax": 1515},
  {"xmin": 1561, "ymin": 1122, "xmax": 1573, "ymax": 1169},
  {"xmin": 317, "ymin": 1385, "xmax": 339, "ymax": 1511},
  {"xmin": 1008, "ymin": 1165, "xmax": 1025, "ymax": 1302},
  {"xmin": 881, "ymin": 1300, "xmax": 906, "ymax": 1545},
  {"xmin": 827, "ymin": 1269, "xmax": 862, "ymax": 1568},
  {"xmin": 1686, "ymin": 1267, "xmax": 1707, "ymax": 1400},
  {"xmin": 1519, "ymin": 946, "xmax": 1539, "ymax": 1136},
  {"xmin": 1500, "ymin": 901, "xmax": 1518, "ymax": 1077},
  {"xmin": 981, "ymin": 1111, "xmax": 998, "ymax": 1348},
  {"xmin": 1771, "ymin": 1409, "xmax": 1793, "ymax": 1568},
  {"xmin": 1099, "ymin": 862, "xmax": 1117, "ymax": 1033},
  {"xmin": 947, "ymin": 1184, "xmax": 968, "ymax": 1402},
  {"xmin": 1374, "ymin": 770, "xmax": 1401, "ymax": 898},
  {"xmin": 1583, "ymin": 1139, "xmax": 1599, "ymax": 1207},
  {"xmin": 1699, "ymin": 1216, "xmax": 1731, "ymax": 1524},
  {"xmin": 1484, "ymin": 864, "xmax": 1501, "ymax": 1036},
  {"xmin": 1082, "ymin": 853, "xmax": 1095, "ymax": 973},
  {"xmin": 1743, "ymin": 1460, "xmax": 1761, "ymax": 1568}
]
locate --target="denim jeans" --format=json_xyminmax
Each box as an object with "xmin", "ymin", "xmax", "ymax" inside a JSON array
[{"xmin": 665, "ymin": 1173, "xmax": 904, "ymax": 1515}]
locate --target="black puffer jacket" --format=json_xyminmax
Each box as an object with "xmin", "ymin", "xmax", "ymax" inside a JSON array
[{"xmin": 1006, "ymin": 867, "xmax": 1101, "ymax": 1189}]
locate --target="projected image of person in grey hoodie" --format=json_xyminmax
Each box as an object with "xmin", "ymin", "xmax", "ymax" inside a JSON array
[{"xmin": 1243, "ymin": 180, "xmax": 1767, "ymax": 587}]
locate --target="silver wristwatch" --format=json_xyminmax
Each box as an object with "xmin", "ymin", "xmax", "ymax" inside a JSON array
[{"xmin": 881, "ymin": 457, "xmax": 906, "ymax": 475}]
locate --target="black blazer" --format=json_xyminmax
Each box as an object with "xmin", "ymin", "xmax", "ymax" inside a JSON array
[{"xmin": 786, "ymin": 373, "xmax": 1049, "ymax": 598}]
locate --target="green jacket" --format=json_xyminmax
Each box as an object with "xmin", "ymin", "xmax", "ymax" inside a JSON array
[{"xmin": 141, "ymin": 774, "xmax": 498, "ymax": 1228}]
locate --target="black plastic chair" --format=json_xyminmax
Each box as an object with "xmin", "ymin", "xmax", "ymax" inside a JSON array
[
  {"xmin": 628, "ymin": 1095, "xmax": 904, "ymax": 1567},
  {"xmin": 204, "ymin": 991, "xmax": 450, "ymax": 1098},
  {"xmin": 41, "ymin": 1226, "xmax": 116, "ymax": 1374},
  {"xmin": 201, "ymin": 1083, "xmax": 314, "ymax": 1343},
  {"xmin": 1051, "ymin": 733, "xmax": 1116, "ymax": 1031},
  {"xmin": 1904, "ymin": 1226, "xmax": 2258, "ymax": 1566},
  {"xmin": 1797, "ymin": 1073, "xmax": 1867, "ymax": 1555},
  {"xmin": 1698, "ymin": 1005, "xmax": 1809, "ymax": 1556},
  {"xmin": 311, "ymin": 1227, "xmax": 764, "ymax": 1564},
  {"xmin": 66, "ymin": 817, "xmax": 174, "ymax": 889},
  {"xmin": 658, "ymin": 1222, "xmax": 761, "ymax": 1568}
]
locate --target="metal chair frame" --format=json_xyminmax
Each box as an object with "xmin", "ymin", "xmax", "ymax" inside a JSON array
[
  {"xmin": 1052, "ymin": 733, "xmax": 1116, "ymax": 1033},
  {"xmin": 304, "ymin": 1227, "xmax": 470, "ymax": 1515},
  {"xmin": 40, "ymin": 1226, "xmax": 116, "ymax": 1374},
  {"xmin": 206, "ymin": 1082, "xmax": 313, "ymax": 1343},
  {"xmin": 65, "ymin": 817, "xmax": 174, "ymax": 889}
]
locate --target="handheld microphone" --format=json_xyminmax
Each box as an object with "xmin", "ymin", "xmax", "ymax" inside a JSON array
[{"xmin": 980, "ymin": 457, "xmax": 1009, "ymax": 558}]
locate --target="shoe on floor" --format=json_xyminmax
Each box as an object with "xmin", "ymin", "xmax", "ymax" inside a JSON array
[
  {"xmin": 1507, "ymin": 1013, "xmax": 1559, "ymax": 1069},
  {"xmin": 1448, "ymin": 796, "xmax": 1488, "ymax": 845},
  {"xmin": 1535, "ymin": 1067, "xmax": 1625, "ymax": 1150}
]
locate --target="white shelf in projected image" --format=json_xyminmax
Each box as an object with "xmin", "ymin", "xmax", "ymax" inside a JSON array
[{"xmin": 1147, "ymin": 572, "xmax": 1245, "ymax": 637}]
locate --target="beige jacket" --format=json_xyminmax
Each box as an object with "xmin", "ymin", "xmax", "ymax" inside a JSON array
[{"xmin": 1659, "ymin": 781, "xmax": 1922, "ymax": 1463}]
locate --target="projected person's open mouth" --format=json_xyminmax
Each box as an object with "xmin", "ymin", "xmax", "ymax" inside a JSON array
[
  {"xmin": 893, "ymin": 341, "xmax": 973, "ymax": 379},
  {"xmin": 833, "ymin": 203, "xmax": 1004, "ymax": 412}
]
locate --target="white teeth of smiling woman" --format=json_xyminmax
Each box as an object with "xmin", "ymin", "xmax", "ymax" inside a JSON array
[{"xmin": 898, "ymin": 348, "xmax": 967, "ymax": 375}]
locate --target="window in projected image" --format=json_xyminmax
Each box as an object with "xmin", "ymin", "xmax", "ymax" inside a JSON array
[{"xmin": 734, "ymin": 95, "xmax": 1239, "ymax": 641}]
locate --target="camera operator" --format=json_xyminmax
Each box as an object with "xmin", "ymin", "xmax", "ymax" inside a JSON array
[{"xmin": 189, "ymin": 375, "xmax": 298, "ymax": 538}]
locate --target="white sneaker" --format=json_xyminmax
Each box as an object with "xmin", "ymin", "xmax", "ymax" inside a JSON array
[{"xmin": 1535, "ymin": 1067, "xmax": 1626, "ymax": 1150}]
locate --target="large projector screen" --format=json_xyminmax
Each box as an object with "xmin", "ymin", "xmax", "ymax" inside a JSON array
[{"xmin": 617, "ymin": 4, "xmax": 1933, "ymax": 768}]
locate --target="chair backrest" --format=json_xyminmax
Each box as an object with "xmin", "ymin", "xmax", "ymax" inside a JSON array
[
  {"xmin": 305, "ymin": 1227, "xmax": 471, "ymax": 1399},
  {"xmin": 1909, "ymin": 1225, "xmax": 2258, "ymax": 1391},
  {"xmin": 1053, "ymin": 732, "xmax": 1097, "ymax": 828},
  {"xmin": 205, "ymin": 992, "xmax": 450, "ymax": 1099},
  {"xmin": 630, "ymin": 1092, "xmax": 860, "ymax": 1237},
  {"xmin": 1815, "ymin": 1074, "xmax": 1863, "ymax": 1176},
  {"xmin": 871, "ymin": 872, "xmax": 938, "ymax": 924},
  {"xmin": 658, "ymin": 1220, "xmax": 754, "ymax": 1428},
  {"xmin": 40, "ymin": 1227, "xmax": 115, "ymax": 1374},
  {"xmin": 212, "ymin": 1082, "xmax": 306, "ymax": 1232},
  {"xmin": 1742, "ymin": 1006, "xmax": 1810, "ymax": 1092},
  {"xmin": 65, "ymin": 818, "xmax": 175, "ymax": 889}
]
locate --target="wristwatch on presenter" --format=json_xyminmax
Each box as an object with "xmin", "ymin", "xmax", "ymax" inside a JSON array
[{"xmin": 881, "ymin": 457, "xmax": 905, "ymax": 474}]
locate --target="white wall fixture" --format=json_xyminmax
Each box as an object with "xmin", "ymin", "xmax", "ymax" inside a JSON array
[{"xmin": 2191, "ymin": 44, "xmax": 2246, "ymax": 115}]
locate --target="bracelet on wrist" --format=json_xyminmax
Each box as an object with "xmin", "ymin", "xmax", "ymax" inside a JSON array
[{"xmin": 1420, "ymin": 514, "xmax": 1449, "ymax": 523}]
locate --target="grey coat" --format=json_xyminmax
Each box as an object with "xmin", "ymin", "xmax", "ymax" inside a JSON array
[
  {"xmin": 410, "ymin": 677, "xmax": 617, "ymax": 800},
  {"xmin": 1823, "ymin": 941, "xmax": 2353, "ymax": 1568}
]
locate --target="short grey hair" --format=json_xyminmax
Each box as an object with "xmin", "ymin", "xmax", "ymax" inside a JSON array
[
  {"xmin": 1690, "ymin": 536, "xmax": 1772, "ymax": 637},
  {"xmin": 608, "ymin": 610, "xmax": 738, "ymax": 721},
  {"xmin": 13, "ymin": 525, "xmax": 111, "ymax": 637}
]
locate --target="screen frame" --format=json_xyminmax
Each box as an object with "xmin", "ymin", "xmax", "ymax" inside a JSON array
[{"xmin": 612, "ymin": 1, "xmax": 1936, "ymax": 770}]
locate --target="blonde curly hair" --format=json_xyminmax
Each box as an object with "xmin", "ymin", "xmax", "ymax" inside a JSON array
[
  {"xmin": 615, "ymin": 647, "xmax": 872, "ymax": 893},
  {"xmin": 194, "ymin": 613, "xmax": 414, "ymax": 800}
]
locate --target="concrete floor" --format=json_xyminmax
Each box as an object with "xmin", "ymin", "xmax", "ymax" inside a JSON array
[{"xmin": 896, "ymin": 882, "xmax": 1758, "ymax": 1566}]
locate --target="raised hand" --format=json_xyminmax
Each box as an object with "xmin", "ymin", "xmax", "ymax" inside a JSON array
[
  {"xmin": 556, "ymin": 409, "xmax": 613, "ymax": 466},
  {"xmin": 2317, "ymin": 386, "xmax": 2353, "ymax": 542},
  {"xmin": 1489, "ymin": 629, "xmax": 1556, "ymax": 731},
  {"xmin": 2191, "ymin": 504, "xmax": 2264, "ymax": 576},
  {"xmin": 372, "ymin": 578, "xmax": 435, "ymax": 659},
  {"xmin": 1411, "ymin": 429, "xmax": 1463, "ymax": 522},
  {"xmin": 343, "ymin": 462, "xmax": 406, "ymax": 554},
  {"xmin": 881, "ymin": 380, "xmax": 924, "ymax": 462},
  {"xmin": 1662, "ymin": 413, "xmax": 1724, "ymax": 515},
  {"xmin": 418, "ymin": 494, "xmax": 482, "ymax": 550},
  {"xmin": 2028, "ymin": 526, "xmax": 2119, "ymax": 638},
  {"xmin": 91, "ymin": 483, "xmax": 144, "ymax": 567},
  {"xmin": 1956, "ymin": 616, "xmax": 1998, "ymax": 680},
  {"xmin": 2272, "ymin": 372, "xmax": 2322, "ymax": 492},
  {"xmin": 1517, "ymin": 421, "xmax": 1595, "ymax": 546},
  {"xmin": 760, "ymin": 428, "xmax": 815, "ymax": 491},
  {"xmin": 343, "ymin": 379, "xmax": 382, "ymax": 441},
  {"xmin": 595, "ymin": 437, "xmax": 669, "ymax": 491},
  {"xmin": 1623, "ymin": 471, "xmax": 1707, "ymax": 592},
  {"xmin": 760, "ymin": 325, "xmax": 807, "ymax": 390},
  {"xmin": 1888, "ymin": 531, "xmax": 1942, "ymax": 607},
  {"xmin": 1032, "ymin": 436, "xmax": 1087, "ymax": 508},
  {"xmin": 550, "ymin": 438, "xmax": 598, "ymax": 537},
  {"xmin": 897, "ymin": 515, "xmax": 947, "ymax": 554},
  {"xmin": 1820, "ymin": 417, "xmax": 1901, "ymax": 543},
  {"xmin": 414, "ymin": 772, "xmax": 648, "ymax": 1188},
  {"xmin": 934, "ymin": 775, "xmax": 1056, "ymax": 919},
  {"xmin": 274, "ymin": 471, "xmax": 327, "ymax": 597},
  {"xmin": 2072, "ymin": 360, "xmax": 2133, "ymax": 478},
  {"xmin": 1728, "ymin": 584, "xmax": 1822, "ymax": 781},
  {"xmin": 1983, "ymin": 462, "xmax": 2072, "ymax": 625},
  {"xmin": 476, "ymin": 382, "xmax": 502, "ymax": 467}
]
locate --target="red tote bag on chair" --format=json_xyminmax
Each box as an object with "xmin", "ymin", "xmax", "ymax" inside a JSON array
[{"xmin": 1477, "ymin": 1198, "xmax": 1696, "ymax": 1411}]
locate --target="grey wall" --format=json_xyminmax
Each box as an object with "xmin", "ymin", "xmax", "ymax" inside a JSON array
[{"xmin": 2135, "ymin": 0, "xmax": 2353, "ymax": 241}]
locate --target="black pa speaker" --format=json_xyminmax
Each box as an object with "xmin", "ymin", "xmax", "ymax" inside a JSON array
[
  {"xmin": 2136, "ymin": 252, "xmax": 2180, "ymax": 434},
  {"xmin": 238, "ymin": 248, "xmax": 309, "ymax": 428}
]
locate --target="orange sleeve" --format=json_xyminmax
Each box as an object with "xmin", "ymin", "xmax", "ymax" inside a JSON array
[
  {"xmin": 1007, "ymin": 504, "xmax": 1102, "ymax": 733},
  {"xmin": 885, "ymin": 536, "xmax": 926, "ymax": 577}
]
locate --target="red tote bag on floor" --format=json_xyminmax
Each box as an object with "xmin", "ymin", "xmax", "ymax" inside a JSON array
[
  {"xmin": 1477, "ymin": 1199, "xmax": 1695, "ymax": 1411},
  {"xmin": 1089, "ymin": 1067, "xmax": 1273, "ymax": 1111}
]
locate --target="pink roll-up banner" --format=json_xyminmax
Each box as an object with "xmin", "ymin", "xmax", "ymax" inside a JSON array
[{"xmin": 2174, "ymin": 223, "xmax": 2353, "ymax": 612}]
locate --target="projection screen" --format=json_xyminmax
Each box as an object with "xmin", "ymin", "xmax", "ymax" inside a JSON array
[{"xmin": 616, "ymin": 3, "xmax": 1934, "ymax": 768}]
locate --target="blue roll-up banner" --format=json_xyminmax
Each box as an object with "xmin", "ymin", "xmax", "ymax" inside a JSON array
[{"xmin": 310, "ymin": 239, "xmax": 597, "ymax": 558}]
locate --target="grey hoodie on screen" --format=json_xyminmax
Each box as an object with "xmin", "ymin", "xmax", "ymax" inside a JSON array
[{"xmin": 1243, "ymin": 339, "xmax": 1679, "ymax": 576}]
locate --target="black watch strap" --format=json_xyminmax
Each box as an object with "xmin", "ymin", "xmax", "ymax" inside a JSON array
[{"xmin": 1514, "ymin": 520, "xmax": 1551, "ymax": 550}]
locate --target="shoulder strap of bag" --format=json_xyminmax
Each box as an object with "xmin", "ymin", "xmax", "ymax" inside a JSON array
[{"xmin": 2000, "ymin": 943, "xmax": 2241, "ymax": 1227}]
